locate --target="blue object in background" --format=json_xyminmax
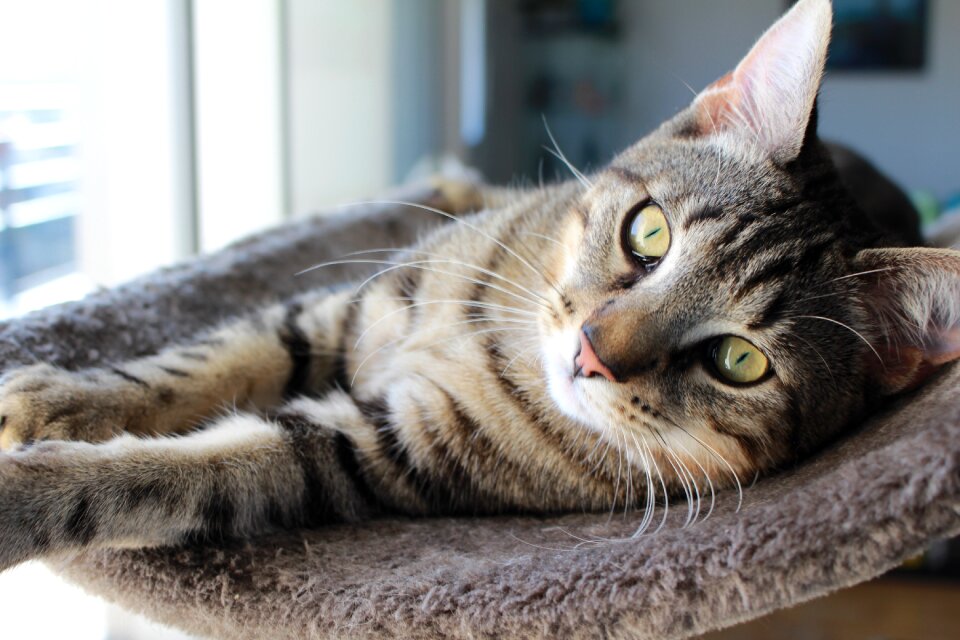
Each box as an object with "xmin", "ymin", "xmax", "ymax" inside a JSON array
[{"xmin": 578, "ymin": 0, "xmax": 615, "ymax": 28}]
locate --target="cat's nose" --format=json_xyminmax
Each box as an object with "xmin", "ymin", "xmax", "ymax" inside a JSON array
[{"xmin": 574, "ymin": 328, "xmax": 618, "ymax": 383}]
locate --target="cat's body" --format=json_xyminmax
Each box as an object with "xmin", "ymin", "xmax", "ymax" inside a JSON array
[{"xmin": 1, "ymin": 0, "xmax": 958, "ymax": 573}]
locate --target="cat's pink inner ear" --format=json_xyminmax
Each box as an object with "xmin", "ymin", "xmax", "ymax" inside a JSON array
[
  {"xmin": 855, "ymin": 248, "xmax": 960, "ymax": 395},
  {"xmin": 691, "ymin": 0, "xmax": 831, "ymax": 164}
]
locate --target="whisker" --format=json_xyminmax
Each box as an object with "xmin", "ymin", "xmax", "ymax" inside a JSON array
[
  {"xmin": 544, "ymin": 147, "xmax": 592, "ymax": 190},
  {"xmin": 589, "ymin": 437, "xmax": 615, "ymax": 479},
  {"xmin": 541, "ymin": 115, "xmax": 593, "ymax": 189},
  {"xmin": 340, "ymin": 199, "xmax": 567, "ymax": 298},
  {"xmin": 354, "ymin": 299, "xmax": 537, "ymax": 349},
  {"xmin": 464, "ymin": 313, "xmax": 537, "ymax": 324},
  {"xmin": 795, "ymin": 314, "xmax": 883, "ymax": 364},
  {"xmin": 673, "ymin": 75, "xmax": 725, "ymax": 190},
  {"xmin": 437, "ymin": 317, "xmax": 537, "ymax": 332},
  {"xmin": 793, "ymin": 290, "xmax": 847, "ymax": 304},
  {"xmin": 500, "ymin": 343, "xmax": 542, "ymax": 377},
  {"xmin": 661, "ymin": 431, "xmax": 702, "ymax": 526},
  {"xmin": 519, "ymin": 231, "xmax": 564, "ymax": 248},
  {"xmin": 624, "ymin": 429, "xmax": 656, "ymax": 536},
  {"xmin": 363, "ymin": 296, "xmax": 538, "ymax": 318},
  {"xmin": 793, "ymin": 332, "xmax": 837, "ymax": 387},
  {"xmin": 652, "ymin": 427, "xmax": 694, "ymax": 528},
  {"xmin": 300, "ymin": 258, "xmax": 551, "ymax": 312},
  {"xmin": 342, "ymin": 248, "xmax": 554, "ymax": 306},
  {"xmin": 668, "ymin": 436, "xmax": 716, "ymax": 522},
  {"xmin": 666, "ymin": 420, "xmax": 743, "ymax": 512},
  {"xmin": 578, "ymin": 422, "xmax": 608, "ymax": 469},
  {"xmin": 641, "ymin": 432, "xmax": 670, "ymax": 533},
  {"xmin": 623, "ymin": 427, "xmax": 636, "ymax": 519},
  {"xmin": 420, "ymin": 325, "xmax": 538, "ymax": 351},
  {"xmin": 829, "ymin": 267, "xmax": 897, "ymax": 282},
  {"xmin": 796, "ymin": 268, "xmax": 900, "ymax": 302},
  {"xmin": 350, "ymin": 326, "xmax": 534, "ymax": 386},
  {"xmin": 615, "ymin": 426, "xmax": 633, "ymax": 520},
  {"xmin": 607, "ymin": 426, "xmax": 625, "ymax": 521}
]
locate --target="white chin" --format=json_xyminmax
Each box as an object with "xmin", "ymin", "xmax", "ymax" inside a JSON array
[
  {"xmin": 544, "ymin": 364, "xmax": 603, "ymax": 432},
  {"xmin": 541, "ymin": 330, "xmax": 603, "ymax": 430},
  {"xmin": 546, "ymin": 370, "xmax": 584, "ymax": 420}
]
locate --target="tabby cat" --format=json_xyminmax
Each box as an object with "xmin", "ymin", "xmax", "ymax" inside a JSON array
[{"xmin": 1, "ymin": 0, "xmax": 958, "ymax": 573}]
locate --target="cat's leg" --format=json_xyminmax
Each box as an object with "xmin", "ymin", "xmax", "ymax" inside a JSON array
[
  {"xmin": 0, "ymin": 289, "xmax": 354, "ymax": 449},
  {"xmin": 0, "ymin": 391, "xmax": 386, "ymax": 573}
]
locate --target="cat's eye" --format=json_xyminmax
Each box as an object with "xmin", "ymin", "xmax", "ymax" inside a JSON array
[
  {"xmin": 712, "ymin": 336, "xmax": 770, "ymax": 384},
  {"xmin": 627, "ymin": 204, "xmax": 670, "ymax": 261}
]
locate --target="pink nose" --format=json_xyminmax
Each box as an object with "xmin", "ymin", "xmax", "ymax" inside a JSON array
[{"xmin": 575, "ymin": 330, "xmax": 618, "ymax": 383}]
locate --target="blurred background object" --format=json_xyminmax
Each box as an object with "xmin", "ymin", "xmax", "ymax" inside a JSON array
[
  {"xmin": 1, "ymin": 1, "xmax": 958, "ymax": 638},
  {"xmin": 823, "ymin": 0, "xmax": 928, "ymax": 70}
]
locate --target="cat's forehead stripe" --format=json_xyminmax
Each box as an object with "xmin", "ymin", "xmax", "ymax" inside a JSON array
[
  {"xmin": 732, "ymin": 253, "xmax": 800, "ymax": 303},
  {"xmin": 682, "ymin": 206, "xmax": 726, "ymax": 231},
  {"xmin": 747, "ymin": 289, "xmax": 791, "ymax": 330},
  {"xmin": 607, "ymin": 165, "xmax": 644, "ymax": 186}
]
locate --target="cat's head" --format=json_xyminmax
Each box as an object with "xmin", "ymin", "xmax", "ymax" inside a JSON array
[{"xmin": 539, "ymin": 0, "xmax": 960, "ymax": 479}]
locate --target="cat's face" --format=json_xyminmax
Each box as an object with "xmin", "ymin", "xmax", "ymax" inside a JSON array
[
  {"xmin": 542, "ymin": 128, "xmax": 868, "ymax": 477},
  {"xmin": 537, "ymin": 0, "xmax": 960, "ymax": 479}
]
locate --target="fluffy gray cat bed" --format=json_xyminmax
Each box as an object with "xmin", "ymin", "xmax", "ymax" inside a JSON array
[{"xmin": 1, "ymin": 194, "xmax": 958, "ymax": 639}]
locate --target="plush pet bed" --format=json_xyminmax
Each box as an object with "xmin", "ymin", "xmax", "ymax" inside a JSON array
[{"xmin": 1, "ymin": 192, "xmax": 958, "ymax": 639}]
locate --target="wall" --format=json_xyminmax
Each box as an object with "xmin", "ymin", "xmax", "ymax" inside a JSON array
[
  {"xmin": 819, "ymin": 0, "xmax": 960, "ymax": 201},
  {"xmin": 286, "ymin": 0, "xmax": 394, "ymax": 214},
  {"xmin": 193, "ymin": 0, "xmax": 285, "ymax": 251},
  {"xmin": 618, "ymin": 0, "xmax": 960, "ymax": 200}
]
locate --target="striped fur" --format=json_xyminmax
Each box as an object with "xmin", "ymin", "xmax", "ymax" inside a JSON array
[{"xmin": 1, "ymin": 0, "xmax": 959, "ymax": 573}]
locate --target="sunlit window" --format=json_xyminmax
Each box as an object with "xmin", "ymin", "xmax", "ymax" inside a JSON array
[
  {"xmin": 0, "ymin": 1, "xmax": 194, "ymax": 637},
  {"xmin": 0, "ymin": 2, "xmax": 90, "ymax": 318}
]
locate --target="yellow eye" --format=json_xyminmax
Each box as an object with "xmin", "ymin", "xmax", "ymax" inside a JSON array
[
  {"xmin": 628, "ymin": 204, "xmax": 670, "ymax": 259},
  {"xmin": 713, "ymin": 336, "xmax": 770, "ymax": 384}
]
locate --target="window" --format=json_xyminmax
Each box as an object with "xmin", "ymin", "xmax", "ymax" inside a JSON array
[
  {"xmin": 0, "ymin": 84, "xmax": 83, "ymax": 314},
  {"xmin": 0, "ymin": 1, "xmax": 196, "ymax": 638},
  {"xmin": 0, "ymin": 2, "xmax": 89, "ymax": 317}
]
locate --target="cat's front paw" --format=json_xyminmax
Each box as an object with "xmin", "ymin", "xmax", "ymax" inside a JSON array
[{"xmin": 0, "ymin": 364, "xmax": 127, "ymax": 450}]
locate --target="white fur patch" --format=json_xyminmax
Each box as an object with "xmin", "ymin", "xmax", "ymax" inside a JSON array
[{"xmin": 101, "ymin": 414, "xmax": 280, "ymax": 456}]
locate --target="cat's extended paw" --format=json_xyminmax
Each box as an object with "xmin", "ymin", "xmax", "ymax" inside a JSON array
[{"xmin": 0, "ymin": 364, "xmax": 128, "ymax": 450}]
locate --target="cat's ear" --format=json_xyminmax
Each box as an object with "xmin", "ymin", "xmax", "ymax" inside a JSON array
[
  {"xmin": 854, "ymin": 247, "xmax": 960, "ymax": 395},
  {"xmin": 689, "ymin": 0, "xmax": 831, "ymax": 164}
]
